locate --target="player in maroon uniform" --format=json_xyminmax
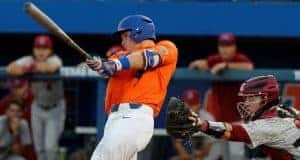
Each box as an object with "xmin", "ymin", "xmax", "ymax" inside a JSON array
[
  {"xmin": 0, "ymin": 80, "xmax": 33, "ymax": 123},
  {"xmin": 188, "ymin": 75, "xmax": 300, "ymax": 160}
]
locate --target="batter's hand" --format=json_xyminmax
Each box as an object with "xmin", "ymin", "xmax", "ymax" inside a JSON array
[
  {"xmin": 86, "ymin": 56, "xmax": 102, "ymax": 71},
  {"xmin": 86, "ymin": 57, "xmax": 117, "ymax": 77}
]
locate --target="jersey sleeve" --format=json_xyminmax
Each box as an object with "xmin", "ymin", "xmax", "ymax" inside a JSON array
[
  {"xmin": 15, "ymin": 56, "xmax": 34, "ymax": 66},
  {"xmin": 242, "ymin": 118, "xmax": 295, "ymax": 148},
  {"xmin": 155, "ymin": 40, "xmax": 178, "ymax": 66},
  {"xmin": 47, "ymin": 55, "xmax": 63, "ymax": 67},
  {"xmin": 229, "ymin": 124, "xmax": 251, "ymax": 143}
]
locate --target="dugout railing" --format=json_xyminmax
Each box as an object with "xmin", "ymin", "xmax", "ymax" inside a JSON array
[{"xmin": 0, "ymin": 67, "xmax": 298, "ymax": 138}]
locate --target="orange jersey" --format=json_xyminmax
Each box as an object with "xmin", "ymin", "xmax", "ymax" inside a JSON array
[{"xmin": 105, "ymin": 40, "xmax": 178, "ymax": 117}]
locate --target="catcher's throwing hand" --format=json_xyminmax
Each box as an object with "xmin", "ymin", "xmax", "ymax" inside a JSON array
[{"xmin": 166, "ymin": 97, "xmax": 202, "ymax": 139}]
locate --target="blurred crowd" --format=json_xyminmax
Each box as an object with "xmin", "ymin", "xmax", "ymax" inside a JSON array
[
  {"xmin": 0, "ymin": 32, "xmax": 265, "ymax": 160},
  {"xmin": 1, "ymin": 35, "xmax": 65, "ymax": 160}
]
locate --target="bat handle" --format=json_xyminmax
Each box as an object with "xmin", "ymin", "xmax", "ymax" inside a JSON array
[{"xmin": 82, "ymin": 51, "xmax": 92, "ymax": 60}]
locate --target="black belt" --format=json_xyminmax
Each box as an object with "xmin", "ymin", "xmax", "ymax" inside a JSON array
[{"xmin": 111, "ymin": 103, "xmax": 142, "ymax": 113}]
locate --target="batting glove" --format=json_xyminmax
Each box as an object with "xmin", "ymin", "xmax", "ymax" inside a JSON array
[
  {"xmin": 97, "ymin": 61, "xmax": 118, "ymax": 77},
  {"xmin": 86, "ymin": 56, "xmax": 102, "ymax": 71},
  {"xmin": 86, "ymin": 57, "xmax": 118, "ymax": 77}
]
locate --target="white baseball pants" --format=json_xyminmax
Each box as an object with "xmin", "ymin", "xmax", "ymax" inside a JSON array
[{"xmin": 91, "ymin": 103, "xmax": 154, "ymax": 160}]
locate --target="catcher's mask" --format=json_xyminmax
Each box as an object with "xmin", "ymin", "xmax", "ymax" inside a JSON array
[{"xmin": 237, "ymin": 75, "xmax": 279, "ymax": 121}]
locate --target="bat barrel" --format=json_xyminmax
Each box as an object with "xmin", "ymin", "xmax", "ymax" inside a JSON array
[{"xmin": 23, "ymin": 2, "xmax": 92, "ymax": 60}]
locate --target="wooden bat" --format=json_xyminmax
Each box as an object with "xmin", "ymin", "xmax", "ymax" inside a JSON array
[{"xmin": 24, "ymin": 2, "xmax": 92, "ymax": 59}]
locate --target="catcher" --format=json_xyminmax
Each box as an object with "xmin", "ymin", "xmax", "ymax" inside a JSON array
[{"xmin": 167, "ymin": 75, "xmax": 300, "ymax": 160}]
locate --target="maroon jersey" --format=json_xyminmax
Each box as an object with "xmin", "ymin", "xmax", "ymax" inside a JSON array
[
  {"xmin": 206, "ymin": 53, "xmax": 253, "ymax": 122},
  {"xmin": 207, "ymin": 53, "xmax": 252, "ymax": 68},
  {"xmin": 241, "ymin": 107, "xmax": 300, "ymax": 160},
  {"xmin": 201, "ymin": 107, "xmax": 300, "ymax": 160}
]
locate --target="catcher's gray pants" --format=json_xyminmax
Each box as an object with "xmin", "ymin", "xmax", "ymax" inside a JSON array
[
  {"xmin": 31, "ymin": 99, "xmax": 66, "ymax": 160},
  {"xmin": 91, "ymin": 103, "xmax": 154, "ymax": 160}
]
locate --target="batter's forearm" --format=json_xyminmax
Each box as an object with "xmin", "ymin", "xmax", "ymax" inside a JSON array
[
  {"xmin": 115, "ymin": 50, "xmax": 161, "ymax": 71},
  {"xmin": 127, "ymin": 51, "xmax": 145, "ymax": 70}
]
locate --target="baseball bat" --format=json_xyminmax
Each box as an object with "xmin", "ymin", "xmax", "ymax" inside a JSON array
[{"xmin": 23, "ymin": 2, "xmax": 92, "ymax": 59}]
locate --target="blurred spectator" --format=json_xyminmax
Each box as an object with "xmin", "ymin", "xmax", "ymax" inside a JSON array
[
  {"xmin": 7, "ymin": 35, "xmax": 65, "ymax": 160},
  {"xmin": 188, "ymin": 32, "xmax": 254, "ymax": 122},
  {"xmin": 189, "ymin": 32, "xmax": 253, "ymax": 75},
  {"xmin": 171, "ymin": 89, "xmax": 215, "ymax": 160},
  {"xmin": 0, "ymin": 80, "xmax": 33, "ymax": 124},
  {"xmin": 181, "ymin": 89, "xmax": 214, "ymax": 121},
  {"xmin": 0, "ymin": 99, "xmax": 32, "ymax": 160}
]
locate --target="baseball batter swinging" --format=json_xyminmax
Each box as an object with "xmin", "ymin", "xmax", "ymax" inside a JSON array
[{"xmin": 86, "ymin": 15, "xmax": 178, "ymax": 160}]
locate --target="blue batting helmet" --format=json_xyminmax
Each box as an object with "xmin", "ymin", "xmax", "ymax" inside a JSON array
[{"xmin": 116, "ymin": 15, "xmax": 156, "ymax": 43}]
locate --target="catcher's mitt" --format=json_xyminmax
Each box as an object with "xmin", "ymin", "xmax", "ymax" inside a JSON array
[{"xmin": 166, "ymin": 97, "xmax": 200, "ymax": 139}]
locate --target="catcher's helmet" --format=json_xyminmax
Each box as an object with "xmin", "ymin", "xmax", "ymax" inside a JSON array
[
  {"xmin": 115, "ymin": 15, "xmax": 156, "ymax": 43},
  {"xmin": 239, "ymin": 75, "xmax": 279, "ymax": 103},
  {"xmin": 237, "ymin": 75, "xmax": 280, "ymax": 120}
]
